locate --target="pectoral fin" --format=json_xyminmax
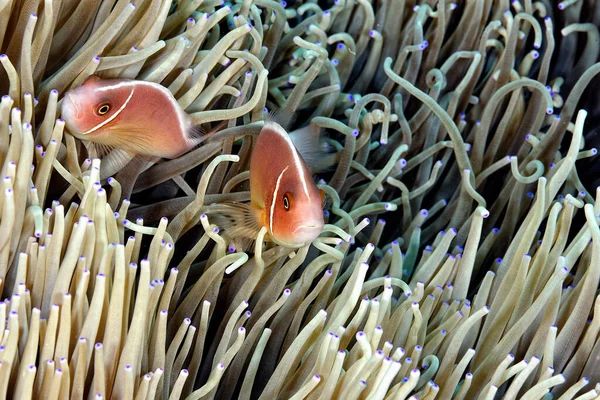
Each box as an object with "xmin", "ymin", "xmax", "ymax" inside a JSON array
[{"xmin": 204, "ymin": 203, "xmax": 266, "ymax": 250}]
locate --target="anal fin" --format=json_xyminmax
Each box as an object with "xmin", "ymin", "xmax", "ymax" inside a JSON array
[{"xmin": 99, "ymin": 148, "xmax": 137, "ymax": 180}]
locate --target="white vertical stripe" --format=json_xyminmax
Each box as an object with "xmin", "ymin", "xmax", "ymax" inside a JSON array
[
  {"xmin": 82, "ymin": 86, "xmax": 135, "ymax": 135},
  {"xmin": 269, "ymin": 166, "xmax": 289, "ymax": 235}
]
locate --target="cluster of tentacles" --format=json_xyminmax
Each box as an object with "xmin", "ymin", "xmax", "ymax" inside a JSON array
[{"xmin": 1, "ymin": 0, "xmax": 600, "ymax": 399}]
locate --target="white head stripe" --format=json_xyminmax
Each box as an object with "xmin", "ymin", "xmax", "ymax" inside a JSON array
[
  {"xmin": 269, "ymin": 166, "xmax": 289, "ymax": 235},
  {"xmin": 82, "ymin": 86, "xmax": 135, "ymax": 135}
]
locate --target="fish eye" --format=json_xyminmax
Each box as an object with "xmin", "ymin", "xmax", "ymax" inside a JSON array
[
  {"xmin": 96, "ymin": 103, "xmax": 111, "ymax": 115},
  {"xmin": 283, "ymin": 193, "xmax": 293, "ymax": 211}
]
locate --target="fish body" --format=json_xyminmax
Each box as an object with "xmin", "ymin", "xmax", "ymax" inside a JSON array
[
  {"xmin": 61, "ymin": 75, "xmax": 201, "ymax": 159},
  {"xmin": 249, "ymin": 120, "xmax": 325, "ymax": 247},
  {"xmin": 211, "ymin": 119, "xmax": 326, "ymax": 249}
]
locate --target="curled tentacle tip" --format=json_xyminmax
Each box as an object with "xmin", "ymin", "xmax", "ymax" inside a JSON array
[{"xmin": 546, "ymin": 108, "xmax": 554, "ymax": 115}]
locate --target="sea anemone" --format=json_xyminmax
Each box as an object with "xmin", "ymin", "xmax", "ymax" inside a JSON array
[{"xmin": 1, "ymin": 0, "xmax": 600, "ymax": 399}]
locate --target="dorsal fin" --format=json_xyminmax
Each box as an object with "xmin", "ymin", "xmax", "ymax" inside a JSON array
[
  {"xmin": 82, "ymin": 74, "xmax": 102, "ymax": 86},
  {"xmin": 288, "ymin": 123, "xmax": 338, "ymax": 173},
  {"xmin": 264, "ymin": 107, "xmax": 338, "ymax": 173},
  {"xmin": 265, "ymin": 106, "xmax": 297, "ymax": 131}
]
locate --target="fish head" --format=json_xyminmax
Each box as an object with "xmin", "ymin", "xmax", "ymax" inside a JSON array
[
  {"xmin": 60, "ymin": 75, "xmax": 133, "ymax": 138},
  {"xmin": 269, "ymin": 169, "xmax": 325, "ymax": 248}
]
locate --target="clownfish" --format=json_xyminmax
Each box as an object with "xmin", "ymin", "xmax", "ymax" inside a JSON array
[
  {"xmin": 60, "ymin": 75, "xmax": 203, "ymax": 160},
  {"xmin": 210, "ymin": 118, "xmax": 331, "ymax": 249}
]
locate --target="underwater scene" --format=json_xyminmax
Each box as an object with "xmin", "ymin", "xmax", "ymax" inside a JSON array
[{"xmin": 1, "ymin": 0, "xmax": 600, "ymax": 399}]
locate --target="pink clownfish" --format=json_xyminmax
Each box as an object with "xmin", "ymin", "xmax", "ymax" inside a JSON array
[
  {"xmin": 60, "ymin": 75, "xmax": 204, "ymax": 160},
  {"xmin": 211, "ymin": 118, "xmax": 332, "ymax": 248}
]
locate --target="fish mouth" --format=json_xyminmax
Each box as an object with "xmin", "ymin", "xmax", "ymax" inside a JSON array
[{"xmin": 293, "ymin": 222, "xmax": 324, "ymax": 234}]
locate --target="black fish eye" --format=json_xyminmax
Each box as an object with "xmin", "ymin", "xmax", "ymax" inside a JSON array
[
  {"xmin": 97, "ymin": 103, "xmax": 110, "ymax": 115},
  {"xmin": 283, "ymin": 194, "xmax": 291, "ymax": 211}
]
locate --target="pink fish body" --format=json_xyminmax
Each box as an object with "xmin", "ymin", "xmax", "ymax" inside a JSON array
[
  {"xmin": 248, "ymin": 120, "xmax": 325, "ymax": 247},
  {"xmin": 61, "ymin": 75, "xmax": 200, "ymax": 159}
]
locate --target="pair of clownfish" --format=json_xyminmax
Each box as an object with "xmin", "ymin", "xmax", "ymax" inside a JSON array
[{"xmin": 61, "ymin": 76, "xmax": 328, "ymax": 248}]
